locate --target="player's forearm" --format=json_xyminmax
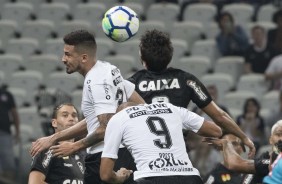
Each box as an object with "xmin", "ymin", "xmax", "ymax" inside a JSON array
[
  {"xmin": 73, "ymin": 125, "xmax": 106, "ymax": 151},
  {"xmin": 223, "ymin": 141, "xmax": 256, "ymax": 173},
  {"xmin": 203, "ymin": 102, "xmax": 247, "ymax": 140},
  {"xmin": 71, "ymin": 113, "xmax": 114, "ymax": 150},
  {"xmin": 101, "ymin": 170, "xmax": 126, "ymax": 184},
  {"xmin": 52, "ymin": 119, "xmax": 87, "ymax": 143},
  {"xmin": 216, "ymin": 113, "xmax": 247, "ymax": 140}
]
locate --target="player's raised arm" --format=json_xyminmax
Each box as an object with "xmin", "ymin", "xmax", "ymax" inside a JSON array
[
  {"xmin": 202, "ymin": 101, "xmax": 256, "ymax": 158},
  {"xmin": 204, "ymin": 137, "xmax": 256, "ymax": 174},
  {"xmin": 197, "ymin": 120, "xmax": 222, "ymax": 138},
  {"xmin": 62, "ymin": 113, "xmax": 114, "ymax": 155},
  {"xmin": 30, "ymin": 118, "xmax": 87, "ymax": 157}
]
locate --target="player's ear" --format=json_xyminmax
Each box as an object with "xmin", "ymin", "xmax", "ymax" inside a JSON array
[
  {"xmin": 269, "ymin": 136, "xmax": 274, "ymax": 145},
  {"xmin": 141, "ymin": 60, "xmax": 147, "ymax": 68},
  {"xmin": 51, "ymin": 119, "xmax": 58, "ymax": 129},
  {"xmin": 81, "ymin": 54, "xmax": 88, "ymax": 63}
]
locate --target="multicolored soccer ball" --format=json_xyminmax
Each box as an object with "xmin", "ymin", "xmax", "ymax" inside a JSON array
[{"xmin": 102, "ymin": 6, "xmax": 139, "ymax": 42}]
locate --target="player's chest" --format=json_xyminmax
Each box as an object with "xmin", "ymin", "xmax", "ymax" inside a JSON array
[{"xmin": 53, "ymin": 156, "xmax": 85, "ymax": 175}]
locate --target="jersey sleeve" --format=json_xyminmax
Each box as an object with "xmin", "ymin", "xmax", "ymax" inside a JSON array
[
  {"xmin": 102, "ymin": 114, "xmax": 124, "ymax": 159},
  {"xmin": 30, "ymin": 149, "xmax": 53, "ymax": 176},
  {"xmin": 124, "ymin": 80, "xmax": 135, "ymax": 100},
  {"xmin": 171, "ymin": 104, "xmax": 204, "ymax": 133},
  {"xmin": 240, "ymin": 174, "xmax": 255, "ymax": 184},
  {"xmin": 127, "ymin": 74, "xmax": 136, "ymax": 85},
  {"xmin": 185, "ymin": 74, "xmax": 212, "ymax": 108},
  {"xmin": 204, "ymin": 171, "xmax": 216, "ymax": 184},
  {"xmin": 254, "ymin": 151, "xmax": 270, "ymax": 178}
]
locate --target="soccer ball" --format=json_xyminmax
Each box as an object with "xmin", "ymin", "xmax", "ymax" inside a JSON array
[{"xmin": 102, "ymin": 6, "xmax": 139, "ymax": 42}]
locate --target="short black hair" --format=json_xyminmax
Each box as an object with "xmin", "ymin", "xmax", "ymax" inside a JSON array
[
  {"xmin": 63, "ymin": 29, "xmax": 97, "ymax": 54},
  {"xmin": 272, "ymin": 9, "xmax": 282, "ymax": 24},
  {"xmin": 52, "ymin": 103, "xmax": 78, "ymax": 119},
  {"xmin": 139, "ymin": 29, "xmax": 173, "ymax": 72}
]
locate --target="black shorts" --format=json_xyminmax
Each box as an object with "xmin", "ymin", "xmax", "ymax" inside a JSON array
[
  {"xmin": 136, "ymin": 175, "xmax": 203, "ymax": 184},
  {"xmin": 84, "ymin": 147, "xmax": 136, "ymax": 184}
]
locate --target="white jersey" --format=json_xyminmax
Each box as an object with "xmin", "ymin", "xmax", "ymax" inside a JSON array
[
  {"xmin": 102, "ymin": 102, "xmax": 204, "ymax": 180},
  {"xmin": 81, "ymin": 60, "xmax": 135, "ymax": 154}
]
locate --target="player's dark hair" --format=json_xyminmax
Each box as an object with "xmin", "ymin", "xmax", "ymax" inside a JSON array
[
  {"xmin": 272, "ymin": 9, "xmax": 282, "ymax": 24},
  {"xmin": 139, "ymin": 29, "xmax": 173, "ymax": 72},
  {"xmin": 52, "ymin": 103, "xmax": 78, "ymax": 119},
  {"xmin": 63, "ymin": 29, "xmax": 97, "ymax": 54}
]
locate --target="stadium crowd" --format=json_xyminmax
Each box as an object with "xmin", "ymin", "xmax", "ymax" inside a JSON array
[{"xmin": 1, "ymin": 0, "xmax": 282, "ymax": 183}]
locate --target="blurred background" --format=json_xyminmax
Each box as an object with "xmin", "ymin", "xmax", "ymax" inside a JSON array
[{"xmin": 1, "ymin": 0, "xmax": 282, "ymax": 183}]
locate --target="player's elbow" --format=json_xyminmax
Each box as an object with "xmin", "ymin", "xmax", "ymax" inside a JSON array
[
  {"xmin": 198, "ymin": 121, "xmax": 222, "ymax": 137},
  {"xmin": 225, "ymin": 162, "xmax": 242, "ymax": 172},
  {"xmin": 100, "ymin": 172, "xmax": 112, "ymax": 183},
  {"xmin": 96, "ymin": 126, "xmax": 106, "ymax": 142},
  {"xmin": 211, "ymin": 125, "xmax": 222, "ymax": 138},
  {"xmin": 100, "ymin": 168, "xmax": 115, "ymax": 183}
]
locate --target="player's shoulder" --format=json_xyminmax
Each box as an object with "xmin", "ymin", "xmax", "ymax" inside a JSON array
[
  {"xmin": 167, "ymin": 67, "xmax": 190, "ymax": 74},
  {"xmin": 86, "ymin": 60, "xmax": 117, "ymax": 81},
  {"xmin": 167, "ymin": 67, "xmax": 198, "ymax": 80},
  {"xmin": 129, "ymin": 69, "xmax": 147, "ymax": 78},
  {"xmin": 109, "ymin": 109, "xmax": 130, "ymax": 125},
  {"xmin": 32, "ymin": 149, "xmax": 53, "ymax": 167}
]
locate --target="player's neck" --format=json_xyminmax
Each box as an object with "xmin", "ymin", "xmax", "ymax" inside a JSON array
[{"xmin": 81, "ymin": 60, "xmax": 96, "ymax": 77}]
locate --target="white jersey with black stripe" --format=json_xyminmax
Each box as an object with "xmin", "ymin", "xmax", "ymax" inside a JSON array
[
  {"xmin": 102, "ymin": 102, "xmax": 204, "ymax": 180},
  {"xmin": 81, "ymin": 60, "xmax": 135, "ymax": 154}
]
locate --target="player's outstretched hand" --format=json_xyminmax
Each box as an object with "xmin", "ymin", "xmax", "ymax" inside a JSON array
[
  {"xmin": 203, "ymin": 137, "xmax": 227, "ymax": 151},
  {"xmin": 116, "ymin": 167, "xmax": 133, "ymax": 183},
  {"xmin": 30, "ymin": 135, "xmax": 54, "ymax": 157},
  {"xmin": 242, "ymin": 136, "xmax": 256, "ymax": 159},
  {"xmin": 50, "ymin": 142, "xmax": 77, "ymax": 157}
]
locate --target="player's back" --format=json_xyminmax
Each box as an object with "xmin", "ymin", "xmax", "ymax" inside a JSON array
[
  {"xmin": 128, "ymin": 68, "xmax": 211, "ymax": 108},
  {"xmin": 109, "ymin": 102, "xmax": 202, "ymax": 180}
]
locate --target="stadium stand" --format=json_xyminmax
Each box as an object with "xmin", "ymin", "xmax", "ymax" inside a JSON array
[
  {"xmin": 177, "ymin": 56, "xmax": 211, "ymax": 78},
  {"xmin": 1, "ymin": 1, "xmax": 281, "ymax": 183}
]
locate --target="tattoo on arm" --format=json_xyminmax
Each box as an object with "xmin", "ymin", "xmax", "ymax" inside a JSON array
[
  {"xmin": 81, "ymin": 113, "xmax": 115, "ymax": 148},
  {"xmin": 98, "ymin": 113, "xmax": 115, "ymax": 128}
]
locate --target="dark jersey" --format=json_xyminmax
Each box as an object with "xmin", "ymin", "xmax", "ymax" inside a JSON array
[
  {"xmin": 204, "ymin": 163, "xmax": 243, "ymax": 184},
  {"xmin": 128, "ymin": 68, "xmax": 212, "ymax": 108},
  {"xmin": 240, "ymin": 151, "xmax": 270, "ymax": 184},
  {"xmin": 30, "ymin": 148, "xmax": 85, "ymax": 184},
  {"xmin": 0, "ymin": 89, "xmax": 16, "ymax": 134}
]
